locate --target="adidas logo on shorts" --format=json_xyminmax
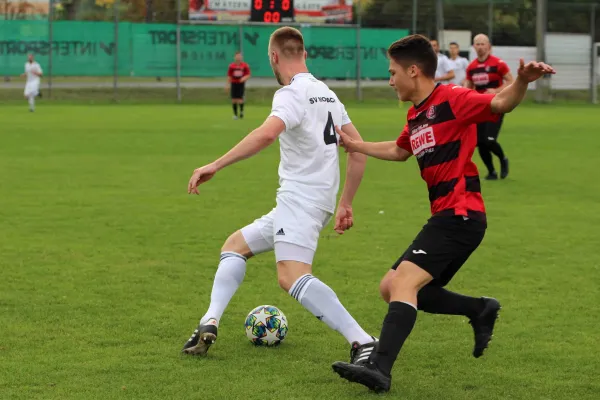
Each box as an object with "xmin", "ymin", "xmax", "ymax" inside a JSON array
[{"xmin": 276, "ymin": 228, "xmax": 285, "ymax": 236}]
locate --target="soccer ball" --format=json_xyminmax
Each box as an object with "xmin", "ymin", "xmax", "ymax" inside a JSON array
[{"xmin": 244, "ymin": 305, "xmax": 288, "ymax": 346}]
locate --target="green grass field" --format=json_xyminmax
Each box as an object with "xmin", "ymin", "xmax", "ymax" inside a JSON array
[{"xmin": 1, "ymin": 100, "xmax": 599, "ymax": 399}]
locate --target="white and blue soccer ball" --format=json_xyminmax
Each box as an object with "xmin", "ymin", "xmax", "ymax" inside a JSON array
[{"xmin": 244, "ymin": 305, "xmax": 288, "ymax": 346}]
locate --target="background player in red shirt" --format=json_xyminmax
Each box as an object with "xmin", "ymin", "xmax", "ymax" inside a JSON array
[
  {"xmin": 465, "ymin": 34, "xmax": 514, "ymax": 180},
  {"xmin": 227, "ymin": 51, "xmax": 251, "ymax": 119},
  {"xmin": 330, "ymin": 34, "xmax": 554, "ymax": 393}
]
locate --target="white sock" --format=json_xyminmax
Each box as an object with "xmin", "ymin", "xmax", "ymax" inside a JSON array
[
  {"xmin": 199, "ymin": 252, "xmax": 247, "ymax": 326},
  {"xmin": 28, "ymin": 96, "xmax": 35, "ymax": 110},
  {"xmin": 289, "ymin": 274, "xmax": 372, "ymax": 345}
]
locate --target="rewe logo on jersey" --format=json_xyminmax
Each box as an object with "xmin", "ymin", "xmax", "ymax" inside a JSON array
[
  {"xmin": 473, "ymin": 73, "xmax": 490, "ymax": 86},
  {"xmin": 410, "ymin": 127, "xmax": 436, "ymax": 155}
]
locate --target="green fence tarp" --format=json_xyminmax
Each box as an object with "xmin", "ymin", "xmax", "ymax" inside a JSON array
[{"xmin": 0, "ymin": 21, "xmax": 408, "ymax": 79}]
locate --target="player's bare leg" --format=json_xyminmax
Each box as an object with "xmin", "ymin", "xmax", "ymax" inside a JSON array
[
  {"xmin": 277, "ymin": 254, "xmax": 376, "ymax": 360},
  {"xmin": 182, "ymin": 230, "xmax": 253, "ymax": 356}
]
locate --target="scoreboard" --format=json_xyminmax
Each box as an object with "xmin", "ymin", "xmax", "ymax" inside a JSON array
[{"xmin": 250, "ymin": 0, "xmax": 294, "ymax": 23}]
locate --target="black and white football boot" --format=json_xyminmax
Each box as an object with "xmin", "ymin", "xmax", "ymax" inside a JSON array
[
  {"xmin": 333, "ymin": 338, "xmax": 391, "ymax": 393},
  {"xmin": 470, "ymin": 297, "xmax": 501, "ymax": 358},
  {"xmin": 181, "ymin": 318, "xmax": 218, "ymax": 356}
]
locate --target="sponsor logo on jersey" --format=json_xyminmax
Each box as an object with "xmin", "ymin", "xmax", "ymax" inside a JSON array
[
  {"xmin": 410, "ymin": 127, "xmax": 436, "ymax": 155},
  {"xmin": 472, "ymin": 72, "xmax": 490, "ymax": 86}
]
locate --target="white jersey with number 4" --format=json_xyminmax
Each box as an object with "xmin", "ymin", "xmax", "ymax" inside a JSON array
[{"xmin": 269, "ymin": 72, "xmax": 350, "ymax": 214}]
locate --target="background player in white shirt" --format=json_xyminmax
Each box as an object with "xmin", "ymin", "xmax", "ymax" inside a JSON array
[
  {"xmin": 21, "ymin": 54, "xmax": 42, "ymax": 112},
  {"xmin": 430, "ymin": 39, "xmax": 455, "ymax": 84},
  {"xmin": 182, "ymin": 26, "xmax": 377, "ymax": 361},
  {"xmin": 448, "ymin": 42, "xmax": 469, "ymax": 86}
]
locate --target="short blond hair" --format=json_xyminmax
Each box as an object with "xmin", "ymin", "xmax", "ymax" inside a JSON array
[{"xmin": 269, "ymin": 26, "xmax": 304, "ymax": 58}]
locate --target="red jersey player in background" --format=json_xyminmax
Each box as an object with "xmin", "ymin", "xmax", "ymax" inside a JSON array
[
  {"xmin": 330, "ymin": 34, "xmax": 554, "ymax": 393},
  {"xmin": 465, "ymin": 34, "xmax": 514, "ymax": 180},
  {"xmin": 227, "ymin": 51, "xmax": 251, "ymax": 119}
]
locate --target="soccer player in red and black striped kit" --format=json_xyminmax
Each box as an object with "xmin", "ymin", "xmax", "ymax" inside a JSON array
[
  {"xmin": 227, "ymin": 51, "xmax": 251, "ymax": 119},
  {"xmin": 465, "ymin": 34, "xmax": 513, "ymax": 180},
  {"xmin": 330, "ymin": 35, "xmax": 555, "ymax": 393}
]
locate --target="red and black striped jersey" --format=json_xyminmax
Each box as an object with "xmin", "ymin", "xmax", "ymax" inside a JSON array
[
  {"xmin": 465, "ymin": 55, "xmax": 510, "ymax": 93},
  {"xmin": 228, "ymin": 62, "xmax": 250, "ymax": 84},
  {"xmin": 396, "ymin": 84, "xmax": 500, "ymax": 223}
]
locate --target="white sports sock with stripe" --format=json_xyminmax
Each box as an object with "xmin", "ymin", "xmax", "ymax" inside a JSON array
[
  {"xmin": 288, "ymin": 274, "xmax": 372, "ymax": 345},
  {"xmin": 200, "ymin": 252, "xmax": 247, "ymax": 326}
]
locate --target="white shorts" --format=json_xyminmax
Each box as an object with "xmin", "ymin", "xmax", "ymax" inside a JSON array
[
  {"xmin": 24, "ymin": 82, "xmax": 39, "ymax": 97},
  {"xmin": 240, "ymin": 195, "xmax": 333, "ymax": 265}
]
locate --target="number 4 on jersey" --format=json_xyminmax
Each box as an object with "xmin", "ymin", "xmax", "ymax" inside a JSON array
[{"xmin": 323, "ymin": 111, "xmax": 337, "ymax": 145}]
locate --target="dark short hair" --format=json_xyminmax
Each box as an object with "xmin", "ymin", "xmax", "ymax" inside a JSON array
[
  {"xmin": 449, "ymin": 42, "xmax": 459, "ymax": 47},
  {"xmin": 387, "ymin": 34, "xmax": 437, "ymax": 79},
  {"xmin": 269, "ymin": 26, "xmax": 305, "ymax": 58}
]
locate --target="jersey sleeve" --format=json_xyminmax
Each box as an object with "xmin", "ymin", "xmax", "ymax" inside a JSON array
[
  {"xmin": 269, "ymin": 86, "xmax": 305, "ymax": 131},
  {"xmin": 396, "ymin": 124, "xmax": 412, "ymax": 153},
  {"xmin": 227, "ymin": 65, "xmax": 233, "ymax": 78},
  {"xmin": 340, "ymin": 101, "xmax": 351, "ymax": 126},
  {"xmin": 449, "ymin": 85, "xmax": 500, "ymax": 125},
  {"xmin": 465, "ymin": 63, "xmax": 473, "ymax": 81},
  {"xmin": 244, "ymin": 64, "xmax": 251, "ymax": 76}
]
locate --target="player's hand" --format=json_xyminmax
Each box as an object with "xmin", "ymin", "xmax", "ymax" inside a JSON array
[
  {"xmin": 335, "ymin": 125, "xmax": 358, "ymax": 153},
  {"xmin": 517, "ymin": 58, "xmax": 556, "ymax": 82},
  {"xmin": 334, "ymin": 204, "xmax": 354, "ymax": 234},
  {"xmin": 188, "ymin": 163, "xmax": 218, "ymax": 195}
]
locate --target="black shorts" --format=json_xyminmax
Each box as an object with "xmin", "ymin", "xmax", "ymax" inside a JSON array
[
  {"xmin": 392, "ymin": 215, "xmax": 486, "ymax": 287},
  {"xmin": 477, "ymin": 114, "xmax": 504, "ymax": 143},
  {"xmin": 230, "ymin": 83, "xmax": 245, "ymax": 100}
]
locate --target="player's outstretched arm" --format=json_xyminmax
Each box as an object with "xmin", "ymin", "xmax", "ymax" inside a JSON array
[
  {"xmin": 188, "ymin": 116, "xmax": 284, "ymax": 194},
  {"xmin": 335, "ymin": 125, "xmax": 411, "ymax": 162},
  {"xmin": 334, "ymin": 123, "xmax": 367, "ymax": 234},
  {"xmin": 491, "ymin": 59, "xmax": 555, "ymax": 114}
]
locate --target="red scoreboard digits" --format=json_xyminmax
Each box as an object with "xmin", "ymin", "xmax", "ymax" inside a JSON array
[{"xmin": 250, "ymin": 0, "xmax": 294, "ymax": 23}]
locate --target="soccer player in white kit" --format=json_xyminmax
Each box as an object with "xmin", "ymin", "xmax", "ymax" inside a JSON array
[
  {"xmin": 21, "ymin": 54, "xmax": 42, "ymax": 112},
  {"xmin": 430, "ymin": 39, "xmax": 455, "ymax": 84},
  {"xmin": 182, "ymin": 26, "xmax": 377, "ymax": 361},
  {"xmin": 448, "ymin": 42, "xmax": 469, "ymax": 86}
]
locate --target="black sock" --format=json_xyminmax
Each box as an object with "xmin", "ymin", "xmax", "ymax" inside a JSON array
[
  {"xmin": 418, "ymin": 286, "xmax": 484, "ymax": 319},
  {"xmin": 488, "ymin": 141, "xmax": 506, "ymax": 161},
  {"xmin": 233, "ymin": 103, "xmax": 238, "ymax": 116},
  {"xmin": 372, "ymin": 301, "xmax": 417, "ymax": 376},
  {"xmin": 478, "ymin": 144, "xmax": 495, "ymax": 174},
  {"xmin": 240, "ymin": 103, "xmax": 244, "ymax": 114}
]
